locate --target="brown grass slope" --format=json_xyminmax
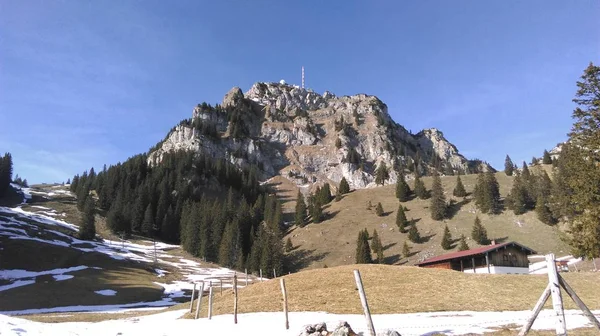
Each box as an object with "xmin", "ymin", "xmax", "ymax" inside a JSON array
[
  {"xmin": 184, "ymin": 264, "xmax": 600, "ymax": 318},
  {"xmin": 281, "ymin": 169, "xmax": 571, "ymax": 270}
]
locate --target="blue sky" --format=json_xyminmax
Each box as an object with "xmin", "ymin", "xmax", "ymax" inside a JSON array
[{"xmin": 1, "ymin": 1, "xmax": 598, "ymax": 184}]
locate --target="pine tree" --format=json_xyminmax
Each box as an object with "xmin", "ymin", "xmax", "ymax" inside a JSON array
[
  {"xmin": 396, "ymin": 204, "xmax": 408, "ymax": 232},
  {"xmin": 335, "ymin": 137, "xmax": 342, "ymax": 149},
  {"xmin": 413, "ymin": 174, "xmax": 428, "ymax": 199},
  {"xmin": 441, "ymin": 225, "xmax": 452, "ymax": 250},
  {"xmin": 371, "ymin": 229, "xmax": 384, "ymax": 263},
  {"xmin": 504, "ymin": 155, "xmax": 514, "ymax": 176},
  {"xmin": 457, "ymin": 234, "xmax": 469, "ymax": 251},
  {"xmin": 474, "ymin": 172, "xmax": 500, "ymax": 214},
  {"xmin": 355, "ymin": 230, "xmax": 373, "ymax": 264},
  {"xmin": 375, "ymin": 202, "xmax": 384, "ymax": 216},
  {"xmin": 542, "ymin": 150, "xmax": 552, "ymax": 164},
  {"xmin": 375, "ymin": 161, "xmax": 390, "ymax": 186},
  {"xmin": 0, "ymin": 153, "xmax": 13, "ymax": 197},
  {"xmin": 395, "ymin": 172, "xmax": 411, "ymax": 202},
  {"xmin": 339, "ymin": 177, "xmax": 350, "ymax": 194},
  {"xmin": 402, "ymin": 241, "xmax": 411, "ymax": 258},
  {"xmin": 471, "ymin": 216, "xmax": 488, "ymax": 245},
  {"xmin": 142, "ymin": 204, "xmax": 155, "ymax": 237},
  {"xmin": 311, "ymin": 197, "xmax": 323, "ymax": 223},
  {"xmin": 294, "ymin": 191, "xmax": 307, "ymax": 227},
  {"xmin": 430, "ymin": 170, "xmax": 446, "ymax": 220},
  {"xmin": 508, "ymin": 174, "xmax": 528, "ymax": 215},
  {"xmin": 408, "ymin": 224, "xmax": 421, "ymax": 243},
  {"xmin": 453, "ymin": 174, "xmax": 467, "ymax": 197},
  {"xmin": 79, "ymin": 196, "xmax": 96, "ymax": 240},
  {"xmin": 536, "ymin": 196, "xmax": 556, "ymax": 225}
]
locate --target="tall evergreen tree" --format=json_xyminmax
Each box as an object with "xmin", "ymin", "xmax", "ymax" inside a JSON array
[
  {"xmin": 339, "ymin": 177, "xmax": 350, "ymax": 194},
  {"xmin": 375, "ymin": 161, "xmax": 390, "ymax": 186},
  {"xmin": 413, "ymin": 173, "xmax": 428, "ymax": 199},
  {"xmin": 371, "ymin": 229, "xmax": 384, "ymax": 263},
  {"xmin": 396, "ymin": 204, "xmax": 408, "ymax": 232},
  {"xmin": 508, "ymin": 174, "xmax": 528, "ymax": 215},
  {"xmin": 453, "ymin": 174, "xmax": 467, "ymax": 197},
  {"xmin": 408, "ymin": 224, "xmax": 421, "ymax": 243},
  {"xmin": 375, "ymin": 202, "xmax": 384, "ymax": 216},
  {"xmin": 142, "ymin": 204, "xmax": 155, "ymax": 237},
  {"xmin": 0, "ymin": 153, "xmax": 13, "ymax": 197},
  {"xmin": 471, "ymin": 216, "xmax": 488, "ymax": 245},
  {"xmin": 441, "ymin": 224, "xmax": 452, "ymax": 250},
  {"xmin": 430, "ymin": 170, "xmax": 446, "ymax": 220},
  {"xmin": 474, "ymin": 172, "xmax": 501, "ymax": 214},
  {"xmin": 536, "ymin": 196, "xmax": 556, "ymax": 225},
  {"xmin": 79, "ymin": 196, "xmax": 96, "ymax": 240},
  {"xmin": 355, "ymin": 230, "xmax": 373, "ymax": 264},
  {"xmin": 560, "ymin": 63, "xmax": 600, "ymax": 259},
  {"xmin": 542, "ymin": 150, "xmax": 552, "ymax": 164},
  {"xmin": 395, "ymin": 172, "xmax": 411, "ymax": 202},
  {"xmin": 457, "ymin": 234, "xmax": 469, "ymax": 251},
  {"xmin": 504, "ymin": 155, "xmax": 514, "ymax": 176},
  {"xmin": 294, "ymin": 191, "xmax": 307, "ymax": 227}
]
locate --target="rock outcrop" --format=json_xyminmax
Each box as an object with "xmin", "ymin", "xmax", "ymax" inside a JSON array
[
  {"xmin": 148, "ymin": 82, "xmax": 494, "ymax": 193},
  {"xmin": 298, "ymin": 321, "xmax": 401, "ymax": 336}
]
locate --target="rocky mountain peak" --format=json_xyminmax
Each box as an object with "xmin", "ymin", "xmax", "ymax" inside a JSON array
[{"xmin": 148, "ymin": 82, "xmax": 494, "ymax": 193}]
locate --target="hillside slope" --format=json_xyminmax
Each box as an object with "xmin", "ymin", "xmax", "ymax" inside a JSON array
[
  {"xmin": 278, "ymin": 170, "xmax": 572, "ymax": 269},
  {"xmin": 0, "ymin": 184, "xmax": 251, "ymax": 315}
]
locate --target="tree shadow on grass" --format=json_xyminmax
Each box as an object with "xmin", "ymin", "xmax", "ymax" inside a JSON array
[
  {"xmin": 382, "ymin": 242, "xmax": 396, "ymax": 251},
  {"xmin": 383, "ymin": 254, "xmax": 401, "ymax": 264},
  {"xmin": 419, "ymin": 234, "xmax": 435, "ymax": 244},
  {"xmin": 446, "ymin": 198, "xmax": 471, "ymax": 219},
  {"xmin": 285, "ymin": 248, "xmax": 329, "ymax": 273}
]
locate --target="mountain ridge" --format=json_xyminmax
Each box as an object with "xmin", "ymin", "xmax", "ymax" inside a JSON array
[{"xmin": 148, "ymin": 81, "xmax": 494, "ymax": 193}]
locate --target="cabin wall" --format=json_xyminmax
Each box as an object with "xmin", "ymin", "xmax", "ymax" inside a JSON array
[
  {"xmin": 420, "ymin": 262, "xmax": 452, "ymax": 270},
  {"xmin": 489, "ymin": 246, "xmax": 529, "ymax": 267}
]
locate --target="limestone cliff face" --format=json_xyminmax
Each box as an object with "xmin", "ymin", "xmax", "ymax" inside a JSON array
[{"xmin": 148, "ymin": 82, "xmax": 494, "ymax": 192}]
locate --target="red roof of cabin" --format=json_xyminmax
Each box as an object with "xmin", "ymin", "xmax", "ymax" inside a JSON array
[{"xmin": 415, "ymin": 241, "xmax": 536, "ymax": 266}]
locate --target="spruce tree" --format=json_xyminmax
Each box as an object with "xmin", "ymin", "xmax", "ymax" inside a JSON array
[
  {"xmin": 142, "ymin": 204, "xmax": 155, "ymax": 236},
  {"xmin": 474, "ymin": 172, "xmax": 500, "ymax": 214},
  {"xmin": 395, "ymin": 172, "xmax": 411, "ymax": 202},
  {"xmin": 441, "ymin": 224, "xmax": 452, "ymax": 250},
  {"xmin": 371, "ymin": 229, "xmax": 384, "ymax": 263},
  {"xmin": 408, "ymin": 224, "xmax": 421, "ymax": 243},
  {"xmin": 339, "ymin": 177, "xmax": 350, "ymax": 194},
  {"xmin": 79, "ymin": 196, "xmax": 96, "ymax": 240},
  {"xmin": 471, "ymin": 216, "xmax": 488, "ymax": 245},
  {"xmin": 504, "ymin": 155, "xmax": 514, "ymax": 176},
  {"xmin": 453, "ymin": 174, "xmax": 467, "ymax": 197},
  {"xmin": 508, "ymin": 174, "xmax": 527, "ymax": 215},
  {"xmin": 396, "ymin": 204, "xmax": 408, "ymax": 232},
  {"xmin": 402, "ymin": 241, "xmax": 411, "ymax": 258},
  {"xmin": 458, "ymin": 234, "xmax": 469, "ymax": 251},
  {"xmin": 0, "ymin": 153, "xmax": 13, "ymax": 197},
  {"xmin": 536, "ymin": 196, "xmax": 556, "ymax": 225},
  {"xmin": 285, "ymin": 237, "xmax": 293, "ymax": 252},
  {"xmin": 413, "ymin": 174, "xmax": 428, "ymax": 199},
  {"xmin": 375, "ymin": 161, "xmax": 390, "ymax": 186},
  {"xmin": 375, "ymin": 202, "xmax": 384, "ymax": 216},
  {"xmin": 542, "ymin": 150, "xmax": 552, "ymax": 164},
  {"xmin": 430, "ymin": 170, "xmax": 446, "ymax": 220},
  {"xmin": 294, "ymin": 191, "xmax": 307, "ymax": 227},
  {"xmin": 355, "ymin": 230, "xmax": 373, "ymax": 264}
]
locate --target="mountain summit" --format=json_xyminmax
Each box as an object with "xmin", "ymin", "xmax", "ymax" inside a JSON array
[{"xmin": 148, "ymin": 82, "xmax": 493, "ymax": 191}]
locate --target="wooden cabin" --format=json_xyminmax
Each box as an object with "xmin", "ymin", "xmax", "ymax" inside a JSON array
[{"xmin": 416, "ymin": 241, "xmax": 536, "ymax": 274}]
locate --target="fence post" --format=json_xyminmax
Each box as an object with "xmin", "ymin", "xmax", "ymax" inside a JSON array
[
  {"xmin": 273, "ymin": 268, "xmax": 276, "ymax": 278},
  {"xmin": 233, "ymin": 274, "xmax": 238, "ymax": 324},
  {"xmin": 245, "ymin": 269, "xmax": 248, "ymax": 286},
  {"xmin": 189, "ymin": 282, "xmax": 197, "ymax": 313},
  {"xmin": 260, "ymin": 269, "xmax": 263, "ymax": 281},
  {"xmin": 220, "ymin": 279, "xmax": 223, "ymax": 295},
  {"xmin": 280, "ymin": 278, "xmax": 289, "ymax": 330},
  {"xmin": 546, "ymin": 254, "xmax": 567, "ymax": 336},
  {"xmin": 208, "ymin": 284, "xmax": 214, "ymax": 320},
  {"xmin": 558, "ymin": 275, "xmax": 600, "ymax": 331},
  {"xmin": 518, "ymin": 284, "xmax": 551, "ymax": 336},
  {"xmin": 195, "ymin": 281, "xmax": 205, "ymax": 320},
  {"xmin": 353, "ymin": 270, "xmax": 376, "ymax": 336}
]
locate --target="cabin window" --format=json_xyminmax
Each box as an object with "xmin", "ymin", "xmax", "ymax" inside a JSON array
[{"xmin": 503, "ymin": 254, "xmax": 509, "ymax": 263}]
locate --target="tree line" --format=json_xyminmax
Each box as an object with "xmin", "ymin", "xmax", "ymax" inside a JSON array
[{"xmin": 71, "ymin": 149, "xmax": 288, "ymax": 274}]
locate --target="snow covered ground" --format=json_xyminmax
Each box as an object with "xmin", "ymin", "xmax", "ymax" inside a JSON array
[
  {"xmin": 1, "ymin": 309, "xmax": 599, "ymax": 336},
  {"xmin": 0, "ymin": 203, "xmax": 250, "ymax": 314}
]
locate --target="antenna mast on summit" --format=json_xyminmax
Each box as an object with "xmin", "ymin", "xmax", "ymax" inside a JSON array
[{"xmin": 301, "ymin": 66, "xmax": 305, "ymax": 89}]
